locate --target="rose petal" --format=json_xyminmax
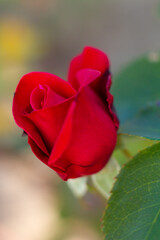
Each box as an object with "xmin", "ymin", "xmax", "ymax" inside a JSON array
[
  {"xmin": 43, "ymin": 85, "xmax": 66, "ymax": 108},
  {"xmin": 30, "ymin": 84, "xmax": 66, "ymax": 110},
  {"xmin": 106, "ymin": 75, "xmax": 119, "ymax": 129},
  {"xmin": 13, "ymin": 95, "xmax": 49, "ymax": 155},
  {"xmin": 76, "ymin": 68, "xmax": 119, "ymax": 129},
  {"xmin": 30, "ymin": 85, "xmax": 46, "ymax": 110},
  {"xmin": 14, "ymin": 72, "xmax": 76, "ymax": 116},
  {"xmin": 53, "ymin": 86, "xmax": 117, "ymax": 180},
  {"xmin": 48, "ymin": 100, "xmax": 76, "ymax": 165},
  {"xmin": 76, "ymin": 69, "xmax": 101, "ymax": 90},
  {"xmin": 68, "ymin": 46, "xmax": 109, "ymax": 90},
  {"xmin": 25, "ymin": 97, "xmax": 75, "ymax": 153},
  {"xmin": 65, "ymin": 86, "xmax": 117, "ymax": 165},
  {"xmin": 28, "ymin": 136, "xmax": 49, "ymax": 164},
  {"xmin": 13, "ymin": 72, "xmax": 76, "ymax": 156},
  {"xmin": 59, "ymin": 160, "xmax": 108, "ymax": 180}
]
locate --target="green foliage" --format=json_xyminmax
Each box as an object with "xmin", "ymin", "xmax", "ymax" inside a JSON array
[
  {"xmin": 92, "ymin": 158, "xmax": 120, "ymax": 199},
  {"xmin": 120, "ymin": 106, "xmax": 160, "ymax": 140},
  {"xmin": 103, "ymin": 142, "xmax": 160, "ymax": 240},
  {"xmin": 112, "ymin": 53, "xmax": 160, "ymax": 139},
  {"xmin": 114, "ymin": 135, "xmax": 158, "ymax": 166}
]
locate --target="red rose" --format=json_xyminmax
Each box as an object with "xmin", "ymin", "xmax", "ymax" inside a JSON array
[{"xmin": 12, "ymin": 46, "xmax": 119, "ymax": 180}]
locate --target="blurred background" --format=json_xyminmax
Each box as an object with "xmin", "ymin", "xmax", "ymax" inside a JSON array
[{"xmin": 0, "ymin": 0, "xmax": 160, "ymax": 239}]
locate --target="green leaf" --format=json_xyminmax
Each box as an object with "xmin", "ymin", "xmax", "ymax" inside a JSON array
[
  {"xmin": 112, "ymin": 52, "xmax": 160, "ymax": 139},
  {"xmin": 102, "ymin": 142, "xmax": 160, "ymax": 240},
  {"xmin": 120, "ymin": 106, "xmax": 160, "ymax": 139},
  {"xmin": 67, "ymin": 177, "xmax": 88, "ymax": 197},
  {"xmin": 92, "ymin": 158, "xmax": 120, "ymax": 199},
  {"xmin": 114, "ymin": 134, "xmax": 158, "ymax": 166}
]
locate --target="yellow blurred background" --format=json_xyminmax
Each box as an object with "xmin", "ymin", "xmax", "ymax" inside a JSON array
[{"xmin": 0, "ymin": 0, "xmax": 160, "ymax": 239}]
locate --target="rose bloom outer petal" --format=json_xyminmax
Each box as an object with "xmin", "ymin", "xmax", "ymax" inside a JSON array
[
  {"xmin": 13, "ymin": 96, "xmax": 49, "ymax": 156},
  {"xmin": 25, "ymin": 97, "xmax": 75, "ymax": 153},
  {"xmin": 58, "ymin": 160, "xmax": 109, "ymax": 180},
  {"xmin": 68, "ymin": 46, "xmax": 110, "ymax": 90},
  {"xmin": 47, "ymin": 70, "xmax": 104, "ymax": 175},
  {"xmin": 28, "ymin": 100, "xmax": 77, "ymax": 179},
  {"xmin": 48, "ymin": 101, "xmax": 76, "ymax": 165},
  {"xmin": 12, "ymin": 72, "xmax": 76, "ymax": 157},
  {"xmin": 16, "ymin": 72, "xmax": 76, "ymax": 102},
  {"xmin": 30, "ymin": 84, "xmax": 66, "ymax": 110},
  {"xmin": 76, "ymin": 68, "xmax": 101, "ymax": 90},
  {"xmin": 51, "ymin": 86, "xmax": 117, "ymax": 180},
  {"xmin": 67, "ymin": 47, "xmax": 119, "ymax": 129},
  {"xmin": 106, "ymin": 75, "xmax": 119, "ymax": 129},
  {"xmin": 76, "ymin": 68, "xmax": 119, "ymax": 130},
  {"xmin": 28, "ymin": 136, "xmax": 49, "ymax": 164}
]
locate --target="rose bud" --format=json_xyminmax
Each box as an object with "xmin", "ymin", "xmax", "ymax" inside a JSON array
[{"xmin": 12, "ymin": 46, "xmax": 119, "ymax": 180}]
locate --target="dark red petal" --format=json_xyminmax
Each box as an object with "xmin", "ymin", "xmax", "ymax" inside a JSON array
[
  {"xmin": 66, "ymin": 87, "xmax": 117, "ymax": 165},
  {"xmin": 67, "ymin": 47, "xmax": 119, "ymax": 130},
  {"xmin": 13, "ymin": 72, "xmax": 76, "ymax": 120},
  {"xmin": 13, "ymin": 72, "xmax": 76, "ymax": 156},
  {"xmin": 68, "ymin": 46, "xmax": 110, "ymax": 90},
  {"xmin": 30, "ymin": 85, "xmax": 46, "ymax": 110},
  {"xmin": 106, "ymin": 75, "xmax": 119, "ymax": 129},
  {"xmin": 52, "ymin": 86, "xmax": 117, "ymax": 180},
  {"xmin": 28, "ymin": 136, "xmax": 49, "ymax": 164},
  {"xmin": 30, "ymin": 84, "xmax": 66, "ymax": 110},
  {"xmin": 77, "ymin": 70, "xmax": 119, "ymax": 130},
  {"xmin": 60, "ymin": 159, "xmax": 109, "ymax": 180},
  {"xmin": 25, "ymin": 97, "xmax": 75, "ymax": 153},
  {"xmin": 43, "ymin": 85, "xmax": 66, "ymax": 108},
  {"xmin": 76, "ymin": 69, "xmax": 101, "ymax": 90},
  {"xmin": 19, "ymin": 72, "xmax": 75, "ymax": 101},
  {"xmin": 28, "ymin": 136, "xmax": 67, "ymax": 179},
  {"xmin": 48, "ymin": 101, "xmax": 76, "ymax": 166},
  {"xmin": 13, "ymin": 94, "xmax": 49, "ymax": 155}
]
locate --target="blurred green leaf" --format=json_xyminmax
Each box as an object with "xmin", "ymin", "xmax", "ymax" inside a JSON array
[
  {"xmin": 92, "ymin": 158, "xmax": 120, "ymax": 199},
  {"xmin": 67, "ymin": 177, "xmax": 88, "ymax": 198},
  {"xmin": 103, "ymin": 142, "xmax": 160, "ymax": 240},
  {"xmin": 120, "ymin": 106, "xmax": 160, "ymax": 139},
  {"xmin": 112, "ymin": 52, "xmax": 160, "ymax": 139},
  {"xmin": 114, "ymin": 134, "xmax": 159, "ymax": 166}
]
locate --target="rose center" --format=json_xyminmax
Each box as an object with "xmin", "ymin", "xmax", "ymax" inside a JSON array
[{"xmin": 30, "ymin": 84, "xmax": 66, "ymax": 111}]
